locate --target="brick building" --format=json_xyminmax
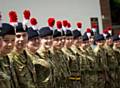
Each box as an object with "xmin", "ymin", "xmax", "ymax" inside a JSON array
[{"xmin": 100, "ymin": 0, "xmax": 120, "ymax": 34}]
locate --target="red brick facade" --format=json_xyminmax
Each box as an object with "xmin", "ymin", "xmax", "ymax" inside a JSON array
[
  {"xmin": 99, "ymin": 0, "xmax": 112, "ymax": 29},
  {"xmin": 99, "ymin": 0, "xmax": 120, "ymax": 34}
]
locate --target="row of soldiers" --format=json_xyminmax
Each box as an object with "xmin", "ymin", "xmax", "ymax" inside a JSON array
[{"xmin": 0, "ymin": 10, "xmax": 120, "ymax": 88}]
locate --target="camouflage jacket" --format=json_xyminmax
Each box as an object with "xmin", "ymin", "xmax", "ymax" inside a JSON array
[
  {"xmin": 11, "ymin": 50, "xmax": 37, "ymax": 88},
  {"xmin": 104, "ymin": 45, "xmax": 118, "ymax": 71},
  {"xmin": 0, "ymin": 55, "xmax": 18, "ymax": 88},
  {"xmin": 26, "ymin": 50, "xmax": 51, "ymax": 88}
]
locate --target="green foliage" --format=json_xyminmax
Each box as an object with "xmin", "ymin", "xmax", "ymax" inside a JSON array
[
  {"xmin": 110, "ymin": 0, "xmax": 120, "ymax": 25},
  {"xmin": 114, "ymin": 0, "xmax": 120, "ymax": 4},
  {"xmin": 112, "ymin": 0, "xmax": 120, "ymax": 7}
]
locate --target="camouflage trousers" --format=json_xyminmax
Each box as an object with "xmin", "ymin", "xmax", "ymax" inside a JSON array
[
  {"xmin": 106, "ymin": 70, "xmax": 118, "ymax": 88},
  {"xmin": 67, "ymin": 79, "xmax": 81, "ymax": 88},
  {"xmin": 95, "ymin": 72, "xmax": 106, "ymax": 88},
  {"xmin": 94, "ymin": 72, "xmax": 117, "ymax": 88},
  {"xmin": 81, "ymin": 74, "xmax": 97, "ymax": 88},
  {"xmin": 37, "ymin": 82, "xmax": 49, "ymax": 88},
  {"xmin": 116, "ymin": 67, "xmax": 120, "ymax": 88},
  {"xmin": 48, "ymin": 76, "xmax": 69, "ymax": 88}
]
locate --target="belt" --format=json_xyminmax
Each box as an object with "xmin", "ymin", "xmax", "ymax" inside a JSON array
[{"xmin": 68, "ymin": 76, "xmax": 80, "ymax": 81}]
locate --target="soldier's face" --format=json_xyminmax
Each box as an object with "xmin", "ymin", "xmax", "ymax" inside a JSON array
[
  {"xmin": 27, "ymin": 37, "xmax": 40, "ymax": 52},
  {"xmin": 73, "ymin": 38, "xmax": 80, "ymax": 47},
  {"xmin": 0, "ymin": 36, "xmax": 3, "ymax": 51},
  {"xmin": 96, "ymin": 40, "xmax": 105, "ymax": 46},
  {"xmin": 1, "ymin": 35, "xmax": 15, "ymax": 55},
  {"xmin": 89, "ymin": 37, "xmax": 94, "ymax": 45},
  {"xmin": 114, "ymin": 41, "xmax": 120, "ymax": 48},
  {"xmin": 52, "ymin": 37, "xmax": 62, "ymax": 49},
  {"xmin": 81, "ymin": 40, "xmax": 89, "ymax": 49},
  {"xmin": 15, "ymin": 32, "xmax": 28, "ymax": 50},
  {"xmin": 65, "ymin": 36, "xmax": 73, "ymax": 47},
  {"xmin": 106, "ymin": 38, "xmax": 113, "ymax": 46},
  {"xmin": 41, "ymin": 36, "xmax": 53, "ymax": 49}
]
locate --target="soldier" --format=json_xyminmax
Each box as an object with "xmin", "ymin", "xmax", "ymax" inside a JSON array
[
  {"xmin": 104, "ymin": 32, "xmax": 118, "ymax": 88},
  {"xmin": 8, "ymin": 10, "xmax": 38, "ymax": 88},
  {"xmin": 26, "ymin": 24, "xmax": 51, "ymax": 88},
  {"xmin": 50, "ymin": 20, "xmax": 70, "ymax": 88},
  {"xmin": 77, "ymin": 34, "xmax": 96, "ymax": 88},
  {"xmin": 62, "ymin": 24, "xmax": 81, "ymax": 88},
  {"xmin": 0, "ymin": 23, "xmax": 19, "ymax": 88},
  {"xmin": 112, "ymin": 35, "xmax": 120, "ymax": 88},
  {"xmin": 66, "ymin": 22, "xmax": 82, "ymax": 88},
  {"xmin": 94, "ymin": 34, "xmax": 109, "ymax": 88},
  {"xmin": 37, "ymin": 19, "xmax": 54, "ymax": 88},
  {"xmin": 70, "ymin": 22, "xmax": 82, "ymax": 54},
  {"xmin": 83, "ymin": 28, "xmax": 96, "ymax": 54},
  {"xmin": 10, "ymin": 22, "xmax": 37, "ymax": 88},
  {"xmin": 37, "ymin": 18, "xmax": 54, "ymax": 59}
]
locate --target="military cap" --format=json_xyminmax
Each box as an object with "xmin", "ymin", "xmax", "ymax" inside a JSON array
[
  {"xmin": 73, "ymin": 29, "xmax": 81, "ymax": 39},
  {"xmin": 27, "ymin": 17, "xmax": 39, "ymax": 40},
  {"xmin": 27, "ymin": 27, "xmax": 39, "ymax": 40},
  {"xmin": 39, "ymin": 27, "xmax": 53, "ymax": 38},
  {"xmin": 112, "ymin": 35, "xmax": 120, "ymax": 41},
  {"xmin": 65, "ymin": 30, "xmax": 72, "ymax": 36},
  {"xmin": 82, "ymin": 33, "xmax": 89, "ymax": 41},
  {"xmin": 53, "ymin": 29, "xmax": 62, "ymax": 38},
  {"xmin": 72, "ymin": 22, "xmax": 82, "ymax": 39},
  {"xmin": 84, "ymin": 28, "xmax": 94, "ymax": 38},
  {"xmin": 106, "ymin": 33, "xmax": 111, "ymax": 39},
  {"xmin": 15, "ymin": 22, "xmax": 28, "ymax": 32},
  {"xmin": 95, "ymin": 34, "xmax": 105, "ymax": 41},
  {"xmin": 53, "ymin": 21, "xmax": 62, "ymax": 38},
  {"xmin": 2, "ymin": 23, "xmax": 15, "ymax": 36}
]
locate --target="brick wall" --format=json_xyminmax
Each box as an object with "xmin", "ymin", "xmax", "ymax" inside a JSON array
[{"xmin": 99, "ymin": 0, "xmax": 112, "ymax": 29}]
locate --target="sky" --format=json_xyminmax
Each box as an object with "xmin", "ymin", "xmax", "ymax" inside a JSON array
[{"xmin": 0, "ymin": 0, "xmax": 103, "ymax": 33}]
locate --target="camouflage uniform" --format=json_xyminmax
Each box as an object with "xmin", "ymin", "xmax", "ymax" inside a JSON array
[
  {"xmin": 62, "ymin": 46, "xmax": 81, "ymax": 88},
  {"xmin": 37, "ymin": 47, "xmax": 49, "ymax": 61},
  {"xmin": 86, "ymin": 46, "xmax": 98, "ymax": 88},
  {"xmin": 113, "ymin": 46, "xmax": 120, "ymax": 88},
  {"xmin": 0, "ymin": 55, "xmax": 19, "ymax": 88},
  {"xmin": 37, "ymin": 48, "xmax": 54, "ymax": 88},
  {"xmin": 86, "ymin": 46, "xmax": 95, "ymax": 57},
  {"xmin": 49, "ymin": 48, "xmax": 70, "ymax": 88},
  {"xmin": 26, "ymin": 50, "xmax": 51, "ymax": 88},
  {"xmin": 11, "ymin": 50, "xmax": 37, "ymax": 88},
  {"xmin": 94, "ymin": 46, "xmax": 109, "ymax": 88},
  {"xmin": 104, "ymin": 45, "xmax": 118, "ymax": 88},
  {"xmin": 78, "ymin": 47, "xmax": 96, "ymax": 88}
]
